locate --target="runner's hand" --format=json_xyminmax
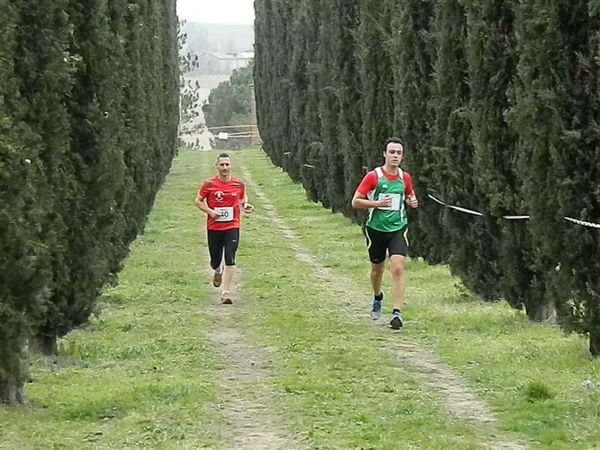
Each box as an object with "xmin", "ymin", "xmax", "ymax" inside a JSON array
[
  {"xmin": 408, "ymin": 194, "xmax": 418, "ymax": 208},
  {"xmin": 377, "ymin": 196, "xmax": 392, "ymax": 208},
  {"xmin": 208, "ymin": 209, "xmax": 221, "ymax": 219},
  {"xmin": 242, "ymin": 202, "xmax": 254, "ymax": 213}
]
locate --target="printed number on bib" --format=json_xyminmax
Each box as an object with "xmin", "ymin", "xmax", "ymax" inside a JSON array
[
  {"xmin": 378, "ymin": 193, "xmax": 401, "ymax": 211},
  {"xmin": 215, "ymin": 206, "xmax": 234, "ymax": 222}
]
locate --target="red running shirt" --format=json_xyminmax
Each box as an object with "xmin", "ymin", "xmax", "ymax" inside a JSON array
[
  {"xmin": 199, "ymin": 176, "xmax": 246, "ymax": 230},
  {"xmin": 356, "ymin": 168, "xmax": 414, "ymax": 197}
]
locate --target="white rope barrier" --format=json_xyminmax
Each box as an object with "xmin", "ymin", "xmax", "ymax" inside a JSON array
[
  {"xmin": 427, "ymin": 194, "xmax": 600, "ymax": 229},
  {"xmin": 502, "ymin": 215, "xmax": 531, "ymax": 220},
  {"xmin": 428, "ymin": 194, "xmax": 483, "ymax": 216},
  {"xmin": 564, "ymin": 216, "xmax": 600, "ymax": 229}
]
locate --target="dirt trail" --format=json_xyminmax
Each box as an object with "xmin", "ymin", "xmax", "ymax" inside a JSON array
[
  {"xmin": 196, "ymin": 158, "xmax": 302, "ymax": 449},
  {"xmin": 242, "ymin": 168, "xmax": 528, "ymax": 450},
  {"xmin": 206, "ymin": 302, "xmax": 301, "ymax": 449},
  {"xmin": 201, "ymin": 260, "xmax": 303, "ymax": 449}
]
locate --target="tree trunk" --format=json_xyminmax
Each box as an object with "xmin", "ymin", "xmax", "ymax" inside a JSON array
[
  {"xmin": 0, "ymin": 344, "xmax": 27, "ymax": 405},
  {"xmin": 0, "ymin": 376, "xmax": 25, "ymax": 405},
  {"xmin": 525, "ymin": 302, "xmax": 557, "ymax": 323},
  {"xmin": 30, "ymin": 333, "xmax": 58, "ymax": 355},
  {"xmin": 590, "ymin": 331, "xmax": 600, "ymax": 358}
]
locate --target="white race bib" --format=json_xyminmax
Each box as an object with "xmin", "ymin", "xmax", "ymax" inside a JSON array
[
  {"xmin": 377, "ymin": 193, "xmax": 401, "ymax": 211},
  {"xmin": 214, "ymin": 206, "xmax": 234, "ymax": 222}
]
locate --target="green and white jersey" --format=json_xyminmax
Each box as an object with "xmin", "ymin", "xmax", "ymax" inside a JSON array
[{"xmin": 366, "ymin": 167, "xmax": 408, "ymax": 232}]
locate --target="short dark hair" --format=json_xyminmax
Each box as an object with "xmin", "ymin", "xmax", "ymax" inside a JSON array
[
  {"xmin": 216, "ymin": 152, "xmax": 230, "ymax": 163},
  {"xmin": 383, "ymin": 137, "xmax": 404, "ymax": 152}
]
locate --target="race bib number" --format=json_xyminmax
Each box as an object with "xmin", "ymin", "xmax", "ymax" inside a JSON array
[
  {"xmin": 215, "ymin": 206, "xmax": 234, "ymax": 222},
  {"xmin": 378, "ymin": 193, "xmax": 401, "ymax": 211}
]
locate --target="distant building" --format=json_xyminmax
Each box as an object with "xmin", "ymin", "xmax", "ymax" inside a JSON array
[{"xmin": 194, "ymin": 52, "xmax": 254, "ymax": 75}]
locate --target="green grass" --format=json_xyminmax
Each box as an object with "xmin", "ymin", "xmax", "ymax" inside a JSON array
[
  {"xmin": 1, "ymin": 147, "xmax": 599, "ymax": 449},
  {"xmin": 236, "ymin": 148, "xmax": 600, "ymax": 449},
  {"xmin": 234, "ymin": 206, "xmax": 482, "ymax": 449},
  {"xmin": 0, "ymin": 150, "xmax": 225, "ymax": 449}
]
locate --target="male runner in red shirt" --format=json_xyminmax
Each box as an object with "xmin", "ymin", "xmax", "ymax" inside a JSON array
[{"xmin": 195, "ymin": 153, "xmax": 254, "ymax": 304}]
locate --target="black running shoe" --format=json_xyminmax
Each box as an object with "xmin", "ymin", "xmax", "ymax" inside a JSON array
[{"xmin": 390, "ymin": 311, "xmax": 403, "ymax": 329}]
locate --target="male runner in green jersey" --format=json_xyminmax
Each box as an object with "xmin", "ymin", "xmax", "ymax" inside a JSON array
[{"xmin": 351, "ymin": 138, "xmax": 419, "ymax": 329}]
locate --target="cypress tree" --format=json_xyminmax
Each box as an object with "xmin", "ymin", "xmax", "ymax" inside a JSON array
[
  {"xmin": 269, "ymin": 0, "xmax": 293, "ymax": 171},
  {"xmin": 429, "ymin": 0, "xmax": 472, "ymax": 271},
  {"xmin": 508, "ymin": 0, "xmax": 574, "ymax": 320},
  {"xmin": 34, "ymin": 0, "xmax": 126, "ymax": 352},
  {"xmin": 315, "ymin": 0, "xmax": 357, "ymax": 213},
  {"xmin": 116, "ymin": 0, "xmax": 179, "ymax": 247},
  {"xmin": 539, "ymin": 1, "xmax": 600, "ymax": 355},
  {"xmin": 253, "ymin": 0, "xmax": 272, "ymax": 158},
  {"xmin": 119, "ymin": 0, "xmax": 178, "ymax": 244},
  {"xmin": 288, "ymin": 0, "xmax": 322, "ymax": 201},
  {"xmin": 12, "ymin": 0, "xmax": 74, "ymax": 355},
  {"xmin": 462, "ymin": 0, "xmax": 524, "ymax": 306},
  {"xmin": 120, "ymin": 1, "xmax": 155, "ymax": 244},
  {"xmin": 334, "ymin": 1, "xmax": 363, "ymax": 220},
  {"xmin": 254, "ymin": 0, "xmax": 292, "ymax": 171},
  {"xmin": 0, "ymin": 0, "xmax": 54, "ymax": 404},
  {"xmin": 161, "ymin": 2, "xmax": 180, "ymax": 156},
  {"xmin": 430, "ymin": 0, "xmax": 502, "ymax": 300},
  {"xmin": 357, "ymin": 0, "xmax": 393, "ymax": 170},
  {"xmin": 34, "ymin": 0, "xmax": 179, "ymax": 352},
  {"xmin": 1, "ymin": 0, "xmax": 179, "ymax": 400},
  {"xmin": 251, "ymin": 1, "xmax": 600, "ymax": 357},
  {"xmin": 279, "ymin": 0, "xmax": 302, "ymax": 183},
  {"xmin": 386, "ymin": 0, "xmax": 439, "ymax": 260}
]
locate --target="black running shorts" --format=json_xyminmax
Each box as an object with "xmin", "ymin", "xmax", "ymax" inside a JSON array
[
  {"xmin": 207, "ymin": 228, "xmax": 240, "ymax": 269},
  {"xmin": 364, "ymin": 226, "xmax": 408, "ymax": 264}
]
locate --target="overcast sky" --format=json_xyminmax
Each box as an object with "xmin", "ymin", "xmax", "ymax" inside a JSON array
[{"xmin": 177, "ymin": 0, "xmax": 255, "ymax": 24}]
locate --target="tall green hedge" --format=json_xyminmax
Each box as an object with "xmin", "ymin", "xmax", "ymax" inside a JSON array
[
  {"xmin": 0, "ymin": 0, "xmax": 179, "ymax": 403},
  {"xmin": 0, "ymin": 0, "xmax": 52, "ymax": 404},
  {"xmin": 254, "ymin": 0, "xmax": 600, "ymax": 356}
]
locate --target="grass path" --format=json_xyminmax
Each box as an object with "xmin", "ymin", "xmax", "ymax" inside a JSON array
[
  {"xmin": 197, "ymin": 160, "xmax": 303, "ymax": 449},
  {"xmin": 0, "ymin": 147, "xmax": 598, "ymax": 450},
  {"xmin": 240, "ymin": 166, "xmax": 527, "ymax": 450},
  {"xmin": 204, "ymin": 297, "xmax": 301, "ymax": 449},
  {"xmin": 233, "ymin": 147, "xmax": 599, "ymax": 449}
]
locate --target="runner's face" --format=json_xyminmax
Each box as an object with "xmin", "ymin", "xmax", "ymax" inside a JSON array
[
  {"xmin": 384, "ymin": 143, "xmax": 403, "ymax": 167},
  {"xmin": 216, "ymin": 157, "xmax": 231, "ymax": 178}
]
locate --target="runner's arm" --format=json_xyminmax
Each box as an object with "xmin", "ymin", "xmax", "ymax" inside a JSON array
[
  {"xmin": 195, "ymin": 192, "xmax": 220, "ymax": 219},
  {"xmin": 241, "ymin": 197, "xmax": 254, "ymax": 213},
  {"xmin": 403, "ymin": 173, "xmax": 418, "ymax": 208},
  {"xmin": 351, "ymin": 171, "xmax": 390, "ymax": 209},
  {"xmin": 240, "ymin": 184, "xmax": 254, "ymax": 213},
  {"xmin": 352, "ymin": 190, "xmax": 390, "ymax": 209}
]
